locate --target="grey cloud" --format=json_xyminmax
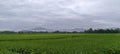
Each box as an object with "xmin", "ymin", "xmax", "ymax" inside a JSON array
[{"xmin": 0, "ymin": 0, "xmax": 120, "ymax": 30}]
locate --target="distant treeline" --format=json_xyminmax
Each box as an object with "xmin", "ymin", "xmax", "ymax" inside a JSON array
[
  {"xmin": 84, "ymin": 28, "xmax": 120, "ymax": 33},
  {"xmin": 0, "ymin": 31, "xmax": 81, "ymax": 34},
  {"xmin": 0, "ymin": 28, "xmax": 120, "ymax": 34}
]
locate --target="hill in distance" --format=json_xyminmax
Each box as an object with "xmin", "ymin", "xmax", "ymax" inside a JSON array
[{"xmin": 25, "ymin": 27, "xmax": 85, "ymax": 32}]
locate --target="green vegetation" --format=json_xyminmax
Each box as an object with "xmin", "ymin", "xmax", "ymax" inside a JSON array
[
  {"xmin": 85, "ymin": 28, "xmax": 120, "ymax": 33},
  {"xmin": 0, "ymin": 34, "xmax": 120, "ymax": 54}
]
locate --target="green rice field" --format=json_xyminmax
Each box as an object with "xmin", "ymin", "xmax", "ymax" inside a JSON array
[{"xmin": 0, "ymin": 33, "xmax": 120, "ymax": 54}]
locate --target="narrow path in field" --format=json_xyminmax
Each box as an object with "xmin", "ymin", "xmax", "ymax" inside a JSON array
[{"xmin": 0, "ymin": 36, "xmax": 79, "ymax": 41}]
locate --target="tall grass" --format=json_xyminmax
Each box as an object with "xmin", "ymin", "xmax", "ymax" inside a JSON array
[{"xmin": 0, "ymin": 34, "xmax": 119, "ymax": 54}]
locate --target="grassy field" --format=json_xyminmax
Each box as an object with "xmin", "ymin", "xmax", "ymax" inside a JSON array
[{"xmin": 0, "ymin": 33, "xmax": 120, "ymax": 54}]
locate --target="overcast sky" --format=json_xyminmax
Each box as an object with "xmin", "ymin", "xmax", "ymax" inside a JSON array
[{"xmin": 0, "ymin": 0, "xmax": 120, "ymax": 31}]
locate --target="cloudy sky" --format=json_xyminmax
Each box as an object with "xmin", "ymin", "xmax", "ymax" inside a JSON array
[{"xmin": 0, "ymin": 0, "xmax": 120, "ymax": 31}]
